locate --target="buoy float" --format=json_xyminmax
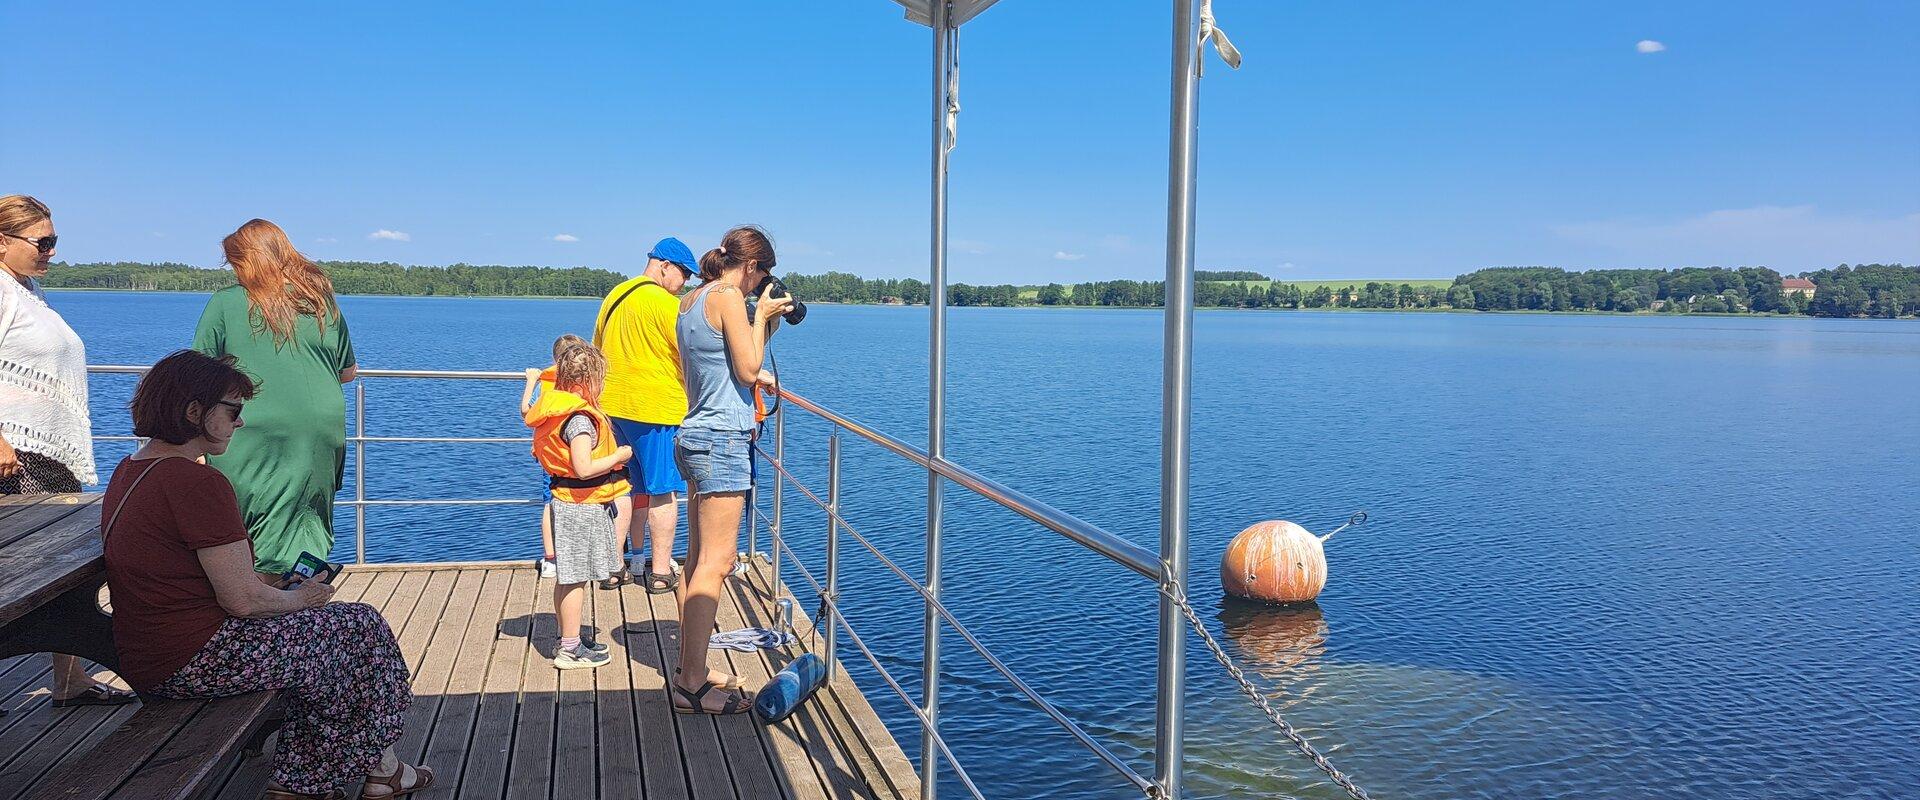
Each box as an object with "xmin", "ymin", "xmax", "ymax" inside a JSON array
[{"xmin": 1220, "ymin": 513, "xmax": 1363, "ymax": 604}]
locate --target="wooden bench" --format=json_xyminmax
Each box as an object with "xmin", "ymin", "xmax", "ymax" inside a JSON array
[{"xmin": 0, "ymin": 494, "xmax": 281, "ymax": 800}]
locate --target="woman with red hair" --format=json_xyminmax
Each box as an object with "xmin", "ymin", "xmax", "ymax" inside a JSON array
[{"xmin": 193, "ymin": 219, "xmax": 358, "ymax": 576}]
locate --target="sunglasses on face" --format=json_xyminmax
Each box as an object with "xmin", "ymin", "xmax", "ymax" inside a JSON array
[
  {"xmin": 2, "ymin": 233, "xmax": 56, "ymax": 255},
  {"xmin": 215, "ymin": 400, "xmax": 244, "ymax": 419}
]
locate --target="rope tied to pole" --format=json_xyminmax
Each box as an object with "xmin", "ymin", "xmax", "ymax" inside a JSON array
[{"xmin": 1197, "ymin": 0, "xmax": 1243, "ymax": 77}]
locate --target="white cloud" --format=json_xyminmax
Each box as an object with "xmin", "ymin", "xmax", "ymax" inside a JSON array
[
  {"xmin": 954, "ymin": 239, "xmax": 990, "ymax": 255},
  {"xmin": 1053, "ymin": 251, "xmax": 1086, "ymax": 261},
  {"xmin": 314, "ymin": 237, "xmax": 338, "ymax": 244},
  {"xmin": 552, "ymin": 234, "xmax": 580, "ymax": 243},
  {"xmin": 1276, "ymin": 262, "xmax": 1297, "ymax": 271},
  {"xmin": 368, "ymin": 229, "xmax": 411, "ymax": 242},
  {"xmin": 1636, "ymin": 40, "xmax": 1666, "ymax": 54},
  {"xmin": 1551, "ymin": 205, "xmax": 1920, "ymax": 270}
]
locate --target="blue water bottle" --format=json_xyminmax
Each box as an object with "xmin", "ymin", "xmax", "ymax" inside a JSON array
[{"xmin": 754, "ymin": 653, "xmax": 827, "ymax": 723}]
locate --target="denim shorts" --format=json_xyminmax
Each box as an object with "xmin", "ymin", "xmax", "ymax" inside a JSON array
[{"xmin": 674, "ymin": 427, "xmax": 755, "ymax": 495}]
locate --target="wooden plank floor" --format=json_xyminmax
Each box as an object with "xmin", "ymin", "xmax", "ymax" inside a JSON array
[{"xmin": 0, "ymin": 559, "xmax": 917, "ymax": 800}]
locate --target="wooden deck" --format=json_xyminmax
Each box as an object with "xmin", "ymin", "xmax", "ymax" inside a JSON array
[{"xmin": 0, "ymin": 558, "xmax": 919, "ymax": 800}]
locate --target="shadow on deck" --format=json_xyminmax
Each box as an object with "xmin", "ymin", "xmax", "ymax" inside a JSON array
[{"xmin": 0, "ymin": 558, "xmax": 918, "ymax": 800}]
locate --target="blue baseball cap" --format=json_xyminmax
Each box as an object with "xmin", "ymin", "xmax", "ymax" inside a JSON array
[{"xmin": 647, "ymin": 237, "xmax": 697, "ymax": 273}]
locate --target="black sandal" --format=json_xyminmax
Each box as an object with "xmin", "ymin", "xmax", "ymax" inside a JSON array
[
  {"xmin": 600, "ymin": 571, "xmax": 631, "ymax": 590},
  {"xmin": 671, "ymin": 680, "xmax": 753, "ymax": 715},
  {"xmin": 644, "ymin": 571, "xmax": 680, "ymax": 594},
  {"xmin": 52, "ymin": 684, "xmax": 137, "ymax": 708}
]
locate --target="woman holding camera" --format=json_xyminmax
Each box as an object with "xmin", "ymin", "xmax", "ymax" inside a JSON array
[{"xmin": 670, "ymin": 226, "xmax": 790, "ymax": 715}]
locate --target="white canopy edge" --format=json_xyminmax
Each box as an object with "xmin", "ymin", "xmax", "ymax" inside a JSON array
[{"xmin": 892, "ymin": 0, "xmax": 1001, "ymax": 27}]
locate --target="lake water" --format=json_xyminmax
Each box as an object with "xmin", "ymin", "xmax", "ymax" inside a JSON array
[{"xmin": 55, "ymin": 291, "xmax": 1920, "ymax": 799}]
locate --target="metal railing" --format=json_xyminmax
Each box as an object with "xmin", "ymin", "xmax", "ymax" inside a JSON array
[
  {"xmin": 753, "ymin": 388, "xmax": 1175, "ymax": 799},
  {"xmin": 90, "ymin": 365, "xmax": 540, "ymax": 564},
  {"xmin": 90, "ymin": 365, "xmax": 1188, "ymax": 797}
]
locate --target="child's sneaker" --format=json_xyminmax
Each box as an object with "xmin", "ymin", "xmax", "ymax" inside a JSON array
[
  {"xmin": 579, "ymin": 635, "xmax": 610, "ymax": 655},
  {"xmin": 537, "ymin": 558, "xmax": 556, "ymax": 578},
  {"xmin": 555, "ymin": 646, "xmax": 610, "ymax": 670}
]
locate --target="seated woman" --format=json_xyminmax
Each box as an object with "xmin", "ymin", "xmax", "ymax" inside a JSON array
[{"xmin": 101, "ymin": 350, "xmax": 432, "ymax": 800}]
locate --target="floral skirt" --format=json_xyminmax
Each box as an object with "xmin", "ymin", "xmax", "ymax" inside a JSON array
[{"xmin": 149, "ymin": 602, "xmax": 412, "ymax": 794}]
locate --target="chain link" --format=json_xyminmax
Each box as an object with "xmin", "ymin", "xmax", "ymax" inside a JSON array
[{"xmin": 1164, "ymin": 582, "xmax": 1374, "ymax": 800}]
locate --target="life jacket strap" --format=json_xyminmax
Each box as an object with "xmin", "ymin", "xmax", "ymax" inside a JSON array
[{"xmin": 549, "ymin": 466, "xmax": 630, "ymax": 491}]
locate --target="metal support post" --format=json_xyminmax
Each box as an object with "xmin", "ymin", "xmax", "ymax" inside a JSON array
[
  {"xmin": 924, "ymin": 2, "xmax": 954, "ymax": 796},
  {"xmin": 355, "ymin": 381, "xmax": 367, "ymax": 564},
  {"xmin": 823, "ymin": 429, "xmax": 843, "ymax": 679},
  {"xmin": 771, "ymin": 404, "xmax": 785, "ymax": 596},
  {"xmin": 1156, "ymin": 0, "xmax": 1202, "ymax": 797}
]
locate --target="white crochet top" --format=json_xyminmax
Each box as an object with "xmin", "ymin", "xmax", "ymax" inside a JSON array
[{"xmin": 0, "ymin": 276, "xmax": 96, "ymax": 485}]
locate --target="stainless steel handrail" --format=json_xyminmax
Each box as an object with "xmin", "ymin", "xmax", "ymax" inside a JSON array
[
  {"xmin": 755, "ymin": 442, "xmax": 1156, "ymax": 794},
  {"xmin": 91, "ymin": 363, "xmax": 1169, "ymax": 796},
  {"xmin": 89, "ymin": 365, "xmax": 541, "ymax": 563},
  {"xmin": 775, "ymin": 388, "xmax": 1161, "ymax": 580}
]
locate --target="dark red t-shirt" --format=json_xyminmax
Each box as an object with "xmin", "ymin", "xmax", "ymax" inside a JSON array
[{"xmin": 101, "ymin": 457, "xmax": 252, "ymax": 691}]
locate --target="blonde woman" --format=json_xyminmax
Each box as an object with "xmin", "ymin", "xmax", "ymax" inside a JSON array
[
  {"xmin": 192, "ymin": 220, "xmax": 357, "ymax": 577},
  {"xmin": 0, "ymin": 193, "xmax": 134, "ymax": 707}
]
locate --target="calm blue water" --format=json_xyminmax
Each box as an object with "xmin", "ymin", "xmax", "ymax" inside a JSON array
[{"xmin": 57, "ymin": 291, "xmax": 1920, "ymax": 799}]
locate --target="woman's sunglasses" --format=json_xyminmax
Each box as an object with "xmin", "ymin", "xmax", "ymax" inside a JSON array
[{"xmin": 2, "ymin": 233, "xmax": 56, "ymax": 255}]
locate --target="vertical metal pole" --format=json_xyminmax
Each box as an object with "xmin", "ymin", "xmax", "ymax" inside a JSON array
[
  {"xmin": 354, "ymin": 381, "xmax": 367, "ymax": 564},
  {"xmin": 823, "ymin": 429, "xmax": 842, "ymax": 679},
  {"xmin": 924, "ymin": 2, "xmax": 953, "ymax": 797},
  {"xmin": 1157, "ymin": 1, "xmax": 1202, "ymax": 797},
  {"xmin": 771, "ymin": 404, "xmax": 785, "ymax": 598}
]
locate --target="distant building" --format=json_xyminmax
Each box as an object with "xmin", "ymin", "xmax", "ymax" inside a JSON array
[
  {"xmin": 879, "ymin": 296, "xmax": 905, "ymax": 305},
  {"xmin": 1783, "ymin": 277, "xmax": 1817, "ymax": 297}
]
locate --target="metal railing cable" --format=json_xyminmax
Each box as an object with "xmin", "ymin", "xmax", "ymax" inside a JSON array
[
  {"xmin": 757, "ymin": 443, "xmax": 1158, "ymax": 794},
  {"xmin": 1163, "ymin": 580, "xmax": 1372, "ymax": 800},
  {"xmin": 766, "ymin": 535, "xmax": 987, "ymax": 800},
  {"xmin": 763, "ymin": 391, "xmax": 1376, "ymax": 800}
]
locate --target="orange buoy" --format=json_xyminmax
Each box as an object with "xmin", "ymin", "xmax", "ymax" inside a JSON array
[{"xmin": 1221, "ymin": 520, "xmax": 1327, "ymax": 603}]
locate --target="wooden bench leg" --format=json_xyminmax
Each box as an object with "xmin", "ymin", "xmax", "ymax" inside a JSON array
[{"xmin": 0, "ymin": 574, "xmax": 118, "ymax": 670}]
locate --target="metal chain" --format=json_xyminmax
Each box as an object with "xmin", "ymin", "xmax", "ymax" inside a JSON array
[{"xmin": 1163, "ymin": 582, "xmax": 1375, "ymax": 800}]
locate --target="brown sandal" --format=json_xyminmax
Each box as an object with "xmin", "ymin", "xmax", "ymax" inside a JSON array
[
  {"xmin": 673, "ymin": 666, "xmax": 747, "ymax": 691},
  {"xmin": 357, "ymin": 763, "xmax": 434, "ymax": 799}
]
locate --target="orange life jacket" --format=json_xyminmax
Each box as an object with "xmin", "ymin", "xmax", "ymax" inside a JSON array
[{"xmin": 523, "ymin": 386, "xmax": 630, "ymax": 505}]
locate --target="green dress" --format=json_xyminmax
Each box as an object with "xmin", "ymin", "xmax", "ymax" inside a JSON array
[{"xmin": 192, "ymin": 286, "xmax": 355, "ymax": 574}]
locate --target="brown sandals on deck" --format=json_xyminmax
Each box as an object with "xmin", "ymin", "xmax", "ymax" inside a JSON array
[{"xmin": 259, "ymin": 762, "xmax": 433, "ymax": 800}]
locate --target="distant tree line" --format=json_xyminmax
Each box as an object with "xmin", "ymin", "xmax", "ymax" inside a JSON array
[
  {"xmin": 1194, "ymin": 270, "xmax": 1269, "ymax": 282},
  {"xmin": 44, "ymin": 260, "xmax": 1917, "ymax": 317},
  {"xmin": 1802, "ymin": 264, "xmax": 1918, "ymax": 318},
  {"xmin": 1451, "ymin": 264, "xmax": 1917, "ymax": 317},
  {"xmin": 44, "ymin": 261, "xmax": 630, "ymax": 297}
]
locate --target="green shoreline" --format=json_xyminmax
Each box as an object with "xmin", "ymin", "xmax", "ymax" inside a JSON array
[{"xmin": 49, "ymin": 288, "xmax": 1887, "ymax": 319}]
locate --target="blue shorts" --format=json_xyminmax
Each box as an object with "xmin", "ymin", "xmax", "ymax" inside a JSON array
[
  {"xmin": 674, "ymin": 427, "xmax": 755, "ymax": 495},
  {"xmin": 610, "ymin": 417, "xmax": 686, "ymax": 496}
]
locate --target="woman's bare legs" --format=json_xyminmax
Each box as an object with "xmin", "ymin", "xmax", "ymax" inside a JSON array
[{"xmin": 673, "ymin": 482, "xmax": 746, "ymax": 709}]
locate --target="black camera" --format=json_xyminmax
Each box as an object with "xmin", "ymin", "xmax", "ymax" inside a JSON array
[{"xmin": 754, "ymin": 275, "xmax": 807, "ymax": 325}]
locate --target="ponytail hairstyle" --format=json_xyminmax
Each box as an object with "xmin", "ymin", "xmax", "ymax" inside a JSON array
[
  {"xmin": 696, "ymin": 225, "xmax": 776, "ymax": 283},
  {"xmin": 222, "ymin": 218, "xmax": 338, "ymax": 347}
]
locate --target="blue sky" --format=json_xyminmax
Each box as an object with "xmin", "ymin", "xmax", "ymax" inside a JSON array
[{"xmin": 7, "ymin": 1, "xmax": 1915, "ymax": 282}]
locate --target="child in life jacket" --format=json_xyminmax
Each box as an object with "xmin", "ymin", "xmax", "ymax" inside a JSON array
[
  {"xmin": 520, "ymin": 335, "xmax": 595, "ymax": 578},
  {"xmin": 522, "ymin": 342, "xmax": 632, "ymax": 669}
]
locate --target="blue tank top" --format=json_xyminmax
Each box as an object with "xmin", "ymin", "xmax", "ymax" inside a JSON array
[{"xmin": 677, "ymin": 285, "xmax": 756, "ymax": 431}]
